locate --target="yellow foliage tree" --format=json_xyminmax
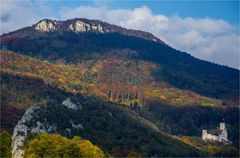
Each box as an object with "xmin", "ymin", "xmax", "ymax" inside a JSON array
[{"xmin": 24, "ymin": 133, "xmax": 107, "ymax": 158}]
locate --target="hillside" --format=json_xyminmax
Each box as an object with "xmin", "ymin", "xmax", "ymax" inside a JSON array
[
  {"xmin": 10, "ymin": 92, "xmax": 204, "ymax": 157},
  {"xmin": 1, "ymin": 50, "xmax": 228, "ymax": 133},
  {"xmin": 0, "ymin": 51, "xmax": 239, "ymax": 157},
  {"xmin": 1, "ymin": 19, "xmax": 239, "ymax": 104},
  {"xmin": 0, "ymin": 50, "xmax": 222, "ymax": 107}
]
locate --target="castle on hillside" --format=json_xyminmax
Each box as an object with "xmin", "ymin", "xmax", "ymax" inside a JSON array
[{"xmin": 202, "ymin": 122, "xmax": 231, "ymax": 144}]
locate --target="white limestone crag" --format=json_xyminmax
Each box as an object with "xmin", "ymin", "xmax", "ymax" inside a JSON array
[
  {"xmin": 11, "ymin": 106, "xmax": 39, "ymax": 158},
  {"xmin": 11, "ymin": 97, "xmax": 83, "ymax": 158},
  {"xmin": 62, "ymin": 98, "xmax": 81, "ymax": 110},
  {"xmin": 91, "ymin": 24, "xmax": 104, "ymax": 33},
  {"xmin": 69, "ymin": 20, "xmax": 91, "ymax": 32},
  {"xmin": 69, "ymin": 20, "xmax": 104, "ymax": 33},
  {"xmin": 11, "ymin": 106, "xmax": 57, "ymax": 158},
  {"xmin": 35, "ymin": 20, "xmax": 58, "ymax": 32},
  {"xmin": 31, "ymin": 121, "xmax": 57, "ymax": 134}
]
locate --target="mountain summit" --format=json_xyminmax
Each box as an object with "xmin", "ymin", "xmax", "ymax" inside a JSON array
[{"xmin": 31, "ymin": 18, "xmax": 164, "ymax": 44}]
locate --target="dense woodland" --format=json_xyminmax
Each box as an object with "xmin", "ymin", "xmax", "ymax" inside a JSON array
[
  {"xmin": 141, "ymin": 101, "xmax": 239, "ymax": 146},
  {"xmin": 16, "ymin": 94, "xmax": 206, "ymax": 157},
  {"xmin": 1, "ymin": 69, "xmax": 239, "ymax": 157},
  {"xmin": 1, "ymin": 71, "xmax": 70, "ymax": 132},
  {"xmin": 1, "ymin": 31, "xmax": 239, "ymax": 102},
  {"xmin": 0, "ymin": 51, "xmax": 222, "ymax": 108}
]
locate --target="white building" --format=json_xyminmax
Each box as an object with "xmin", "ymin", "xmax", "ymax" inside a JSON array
[{"xmin": 202, "ymin": 122, "xmax": 230, "ymax": 143}]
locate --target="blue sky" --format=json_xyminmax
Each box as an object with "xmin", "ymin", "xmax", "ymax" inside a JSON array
[
  {"xmin": 1, "ymin": 0, "xmax": 239, "ymax": 68},
  {"xmin": 121, "ymin": 1, "xmax": 238, "ymax": 24},
  {"xmin": 44, "ymin": 0, "xmax": 239, "ymax": 25}
]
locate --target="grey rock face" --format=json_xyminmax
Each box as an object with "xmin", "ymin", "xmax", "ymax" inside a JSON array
[
  {"xmin": 11, "ymin": 97, "xmax": 85, "ymax": 158},
  {"xmin": 35, "ymin": 20, "xmax": 58, "ymax": 32},
  {"xmin": 62, "ymin": 98, "xmax": 82, "ymax": 110},
  {"xmin": 11, "ymin": 106, "xmax": 39, "ymax": 158},
  {"xmin": 11, "ymin": 106, "xmax": 57, "ymax": 158},
  {"xmin": 68, "ymin": 20, "xmax": 104, "ymax": 33}
]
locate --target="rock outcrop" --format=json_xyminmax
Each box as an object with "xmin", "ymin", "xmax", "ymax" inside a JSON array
[
  {"xmin": 11, "ymin": 106, "xmax": 57, "ymax": 158},
  {"xmin": 33, "ymin": 18, "xmax": 164, "ymax": 44},
  {"xmin": 11, "ymin": 98, "xmax": 84, "ymax": 158},
  {"xmin": 62, "ymin": 98, "xmax": 82, "ymax": 110},
  {"xmin": 68, "ymin": 20, "xmax": 104, "ymax": 33},
  {"xmin": 35, "ymin": 20, "xmax": 58, "ymax": 32},
  {"xmin": 11, "ymin": 106, "xmax": 39, "ymax": 158}
]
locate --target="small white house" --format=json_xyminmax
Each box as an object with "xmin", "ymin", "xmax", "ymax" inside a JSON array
[{"xmin": 202, "ymin": 122, "xmax": 230, "ymax": 143}]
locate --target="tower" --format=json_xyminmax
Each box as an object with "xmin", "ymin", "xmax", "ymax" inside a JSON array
[
  {"xmin": 202, "ymin": 130, "xmax": 207, "ymax": 140},
  {"xmin": 220, "ymin": 129, "xmax": 228, "ymax": 141},
  {"xmin": 220, "ymin": 122, "xmax": 225, "ymax": 130},
  {"xmin": 219, "ymin": 122, "xmax": 228, "ymax": 141}
]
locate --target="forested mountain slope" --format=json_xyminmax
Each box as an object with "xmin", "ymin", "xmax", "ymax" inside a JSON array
[
  {"xmin": 0, "ymin": 51, "xmax": 239, "ymax": 158},
  {"xmin": 1, "ymin": 18, "xmax": 239, "ymax": 103},
  {"xmin": 10, "ymin": 94, "xmax": 205, "ymax": 157},
  {"xmin": 1, "ymin": 50, "xmax": 226, "ymax": 133}
]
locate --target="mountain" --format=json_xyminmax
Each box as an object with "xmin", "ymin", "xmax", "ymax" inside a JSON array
[
  {"xmin": 1, "ymin": 18, "xmax": 239, "ymax": 103},
  {"xmin": 0, "ymin": 18, "xmax": 239, "ymax": 157}
]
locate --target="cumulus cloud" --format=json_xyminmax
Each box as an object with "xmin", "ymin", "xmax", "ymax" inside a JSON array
[
  {"xmin": 1, "ymin": 2, "xmax": 239, "ymax": 68},
  {"xmin": 61, "ymin": 6, "xmax": 239, "ymax": 69},
  {"xmin": 0, "ymin": 0, "xmax": 53, "ymax": 34}
]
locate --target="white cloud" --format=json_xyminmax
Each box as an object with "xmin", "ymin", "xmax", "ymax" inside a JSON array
[
  {"xmin": 1, "ymin": 2, "xmax": 239, "ymax": 68},
  {"xmin": 0, "ymin": 0, "xmax": 53, "ymax": 34}
]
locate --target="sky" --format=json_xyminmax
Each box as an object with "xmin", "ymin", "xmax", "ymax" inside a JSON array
[{"xmin": 0, "ymin": 0, "xmax": 239, "ymax": 69}]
